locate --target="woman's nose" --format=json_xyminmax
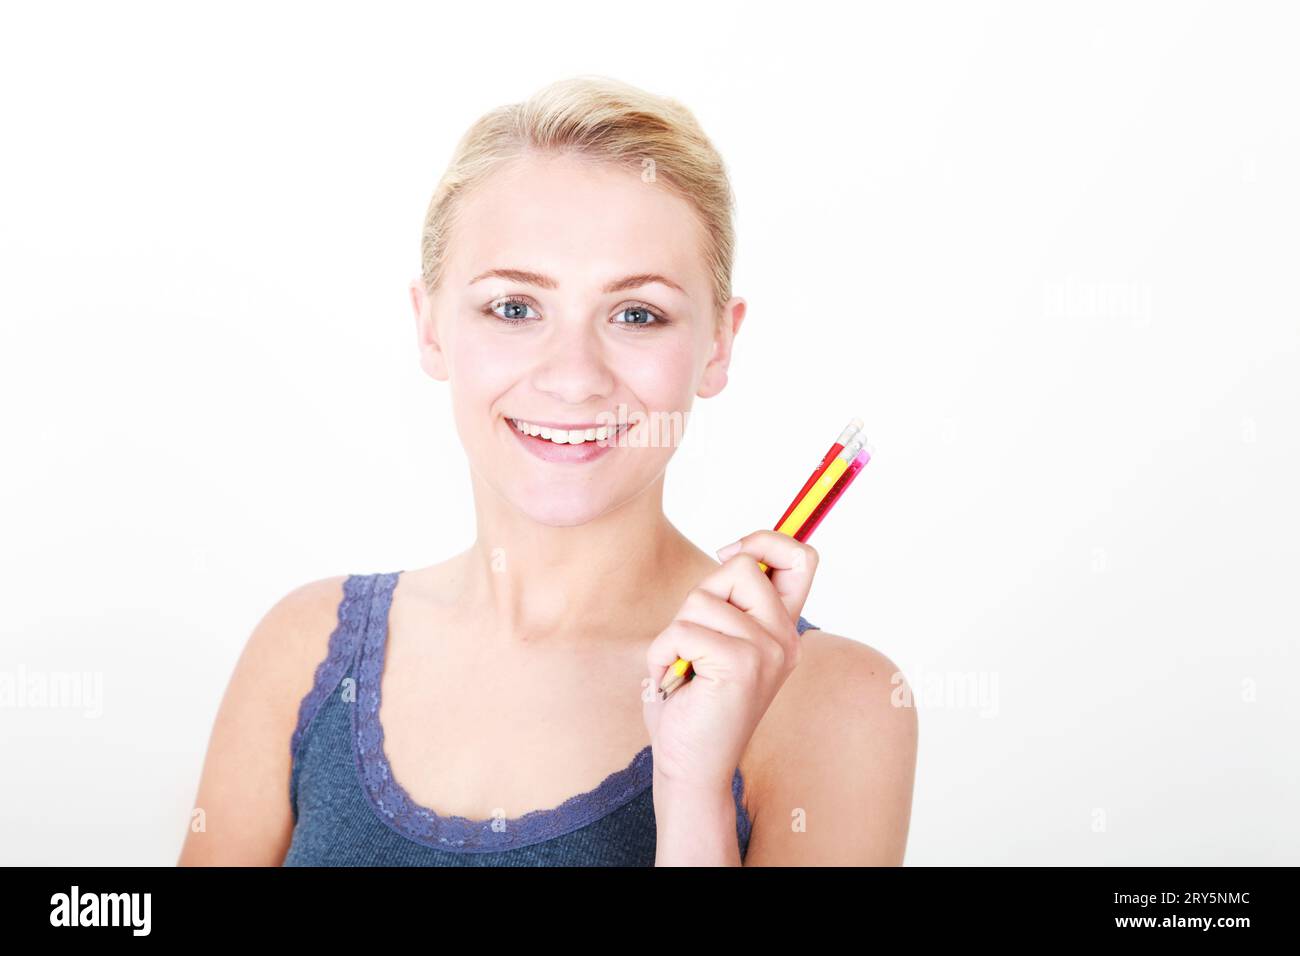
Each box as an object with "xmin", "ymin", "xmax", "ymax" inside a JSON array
[{"xmin": 528, "ymin": 319, "xmax": 617, "ymax": 405}]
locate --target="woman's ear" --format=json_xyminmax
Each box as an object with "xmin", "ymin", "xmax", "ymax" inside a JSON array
[
  {"xmin": 696, "ymin": 296, "xmax": 747, "ymax": 398},
  {"xmin": 410, "ymin": 278, "xmax": 449, "ymax": 381}
]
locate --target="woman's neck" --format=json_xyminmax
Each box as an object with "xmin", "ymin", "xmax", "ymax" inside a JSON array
[{"xmin": 446, "ymin": 481, "xmax": 713, "ymax": 645}]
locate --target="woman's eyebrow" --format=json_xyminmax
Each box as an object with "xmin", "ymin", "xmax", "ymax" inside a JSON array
[{"xmin": 468, "ymin": 268, "xmax": 684, "ymax": 295}]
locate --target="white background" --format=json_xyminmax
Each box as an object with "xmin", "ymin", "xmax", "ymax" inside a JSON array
[{"xmin": 1, "ymin": 0, "xmax": 1296, "ymax": 865}]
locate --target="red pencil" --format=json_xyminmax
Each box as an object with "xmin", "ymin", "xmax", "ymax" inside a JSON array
[
  {"xmin": 795, "ymin": 446, "xmax": 870, "ymax": 542},
  {"xmin": 772, "ymin": 418, "xmax": 863, "ymax": 532}
]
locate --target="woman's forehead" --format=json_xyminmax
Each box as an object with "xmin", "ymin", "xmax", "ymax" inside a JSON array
[{"xmin": 446, "ymin": 153, "xmax": 709, "ymax": 294}]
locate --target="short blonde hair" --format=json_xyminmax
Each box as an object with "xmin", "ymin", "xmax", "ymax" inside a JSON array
[{"xmin": 420, "ymin": 75, "xmax": 736, "ymax": 320}]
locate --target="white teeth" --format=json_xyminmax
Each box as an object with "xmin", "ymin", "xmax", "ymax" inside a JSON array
[{"xmin": 509, "ymin": 418, "xmax": 614, "ymax": 445}]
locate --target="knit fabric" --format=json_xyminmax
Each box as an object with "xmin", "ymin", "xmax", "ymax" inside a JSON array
[{"xmin": 283, "ymin": 570, "xmax": 819, "ymax": 866}]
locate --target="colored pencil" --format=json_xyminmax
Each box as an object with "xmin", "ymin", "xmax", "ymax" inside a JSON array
[
  {"xmin": 795, "ymin": 446, "xmax": 870, "ymax": 542},
  {"xmin": 772, "ymin": 418, "xmax": 862, "ymax": 531},
  {"xmin": 658, "ymin": 420, "xmax": 871, "ymax": 701}
]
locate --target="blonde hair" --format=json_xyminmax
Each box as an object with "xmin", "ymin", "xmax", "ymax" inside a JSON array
[{"xmin": 420, "ymin": 75, "xmax": 737, "ymax": 320}]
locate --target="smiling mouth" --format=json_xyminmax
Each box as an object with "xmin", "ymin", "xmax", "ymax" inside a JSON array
[{"xmin": 507, "ymin": 417, "xmax": 630, "ymax": 445}]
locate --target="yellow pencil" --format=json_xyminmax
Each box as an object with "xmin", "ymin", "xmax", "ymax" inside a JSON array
[{"xmin": 658, "ymin": 430, "xmax": 866, "ymax": 700}]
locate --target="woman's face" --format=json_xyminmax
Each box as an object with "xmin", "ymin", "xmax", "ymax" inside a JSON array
[{"xmin": 412, "ymin": 151, "xmax": 744, "ymax": 528}]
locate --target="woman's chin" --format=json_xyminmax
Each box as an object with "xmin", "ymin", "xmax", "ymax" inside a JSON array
[
  {"xmin": 516, "ymin": 497, "xmax": 609, "ymax": 528},
  {"xmin": 496, "ymin": 477, "xmax": 618, "ymax": 526}
]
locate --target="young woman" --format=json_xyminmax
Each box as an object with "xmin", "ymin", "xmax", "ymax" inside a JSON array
[{"xmin": 179, "ymin": 76, "xmax": 917, "ymax": 866}]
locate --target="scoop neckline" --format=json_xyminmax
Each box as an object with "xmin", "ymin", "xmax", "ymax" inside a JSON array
[{"xmin": 351, "ymin": 570, "xmax": 657, "ymax": 853}]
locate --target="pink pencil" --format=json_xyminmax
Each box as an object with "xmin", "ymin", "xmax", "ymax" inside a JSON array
[{"xmin": 794, "ymin": 446, "xmax": 870, "ymax": 542}]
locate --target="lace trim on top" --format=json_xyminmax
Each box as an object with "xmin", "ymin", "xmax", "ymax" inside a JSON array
[
  {"xmin": 346, "ymin": 570, "xmax": 819, "ymax": 854},
  {"xmin": 290, "ymin": 574, "xmax": 367, "ymax": 763}
]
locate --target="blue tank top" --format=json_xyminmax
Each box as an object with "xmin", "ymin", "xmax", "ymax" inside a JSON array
[{"xmin": 283, "ymin": 570, "xmax": 820, "ymax": 866}]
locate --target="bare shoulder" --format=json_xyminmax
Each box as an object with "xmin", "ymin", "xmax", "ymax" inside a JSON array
[
  {"xmin": 177, "ymin": 574, "xmax": 349, "ymax": 865},
  {"xmin": 248, "ymin": 575, "xmax": 352, "ymax": 686},
  {"xmin": 208, "ymin": 575, "xmax": 352, "ymax": 740},
  {"xmin": 742, "ymin": 628, "xmax": 919, "ymax": 866}
]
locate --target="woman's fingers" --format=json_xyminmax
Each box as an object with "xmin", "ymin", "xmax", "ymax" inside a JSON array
[
  {"xmin": 692, "ymin": 551, "xmax": 800, "ymax": 664},
  {"xmin": 645, "ymin": 531, "xmax": 819, "ymax": 694},
  {"xmin": 647, "ymin": 587, "xmax": 796, "ymax": 687},
  {"xmin": 647, "ymin": 600, "xmax": 785, "ymax": 691},
  {"xmin": 646, "ymin": 617, "xmax": 744, "ymax": 689},
  {"xmin": 712, "ymin": 530, "xmax": 819, "ymax": 625}
]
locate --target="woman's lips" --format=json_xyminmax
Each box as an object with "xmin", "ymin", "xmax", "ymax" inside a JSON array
[{"xmin": 504, "ymin": 417, "xmax": 629, "ymax": 464}]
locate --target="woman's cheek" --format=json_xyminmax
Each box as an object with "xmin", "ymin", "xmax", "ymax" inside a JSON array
[
  {"xmin": 451, "ymin": 332, "xmax": 528, "ymax": 402},
  {"xmin": 620, "ymin": 344, "xmax": 698, "ymax": 433}
]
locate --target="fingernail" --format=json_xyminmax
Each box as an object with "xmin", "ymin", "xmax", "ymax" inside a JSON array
[{"xmin": 716, "ymin": 540, "xmax": 742, "ymax": 561}]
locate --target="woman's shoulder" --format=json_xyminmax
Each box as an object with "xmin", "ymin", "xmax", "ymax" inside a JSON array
[
  {"xmin": 219, "ymin": 576, "xmax": 354, "ymax": 737},
  {"xmin": 178, "ymin": 573, "xmax": 352, "ymax": 864},
  {"xmin": 769, "ymin": 625, "xmax": 916, "ymax": 745},
  {"xmin": 743, "ymin": 626, "xmax": 919, "ymax": 838},
  {"xmin": 792, "ymin": 627, "xmax": 909, "ymax": 697},
  {"xmin": 219, "ymin": 574, "xmax": 357, "ymax": 743},
  {"xmin": 251, "ymin": 574, "xmax": 353, "ymax": 673},
  {"xmin": 253, "ymin": 575, "xmax": 362, "ymax": 711}
]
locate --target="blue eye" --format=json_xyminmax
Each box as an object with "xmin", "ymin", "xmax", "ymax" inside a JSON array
[
  {"xmin": 482, "ymin": 296, "xmax": 669, "ymax": 328},
  {"xmin": 487, "ymin": 296, "xmax": 540, "ymax": 323},
  {"xmin": 613, "ymin": 303, "xmax": 666, "ymax": 328}
]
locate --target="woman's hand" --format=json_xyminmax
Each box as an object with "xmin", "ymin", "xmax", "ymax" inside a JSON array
[{"xmin": 641, "ymin": 530, "xmax": 820, "ymax": 796}]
